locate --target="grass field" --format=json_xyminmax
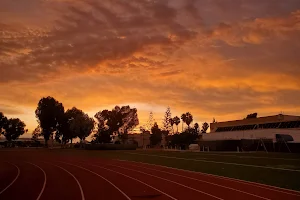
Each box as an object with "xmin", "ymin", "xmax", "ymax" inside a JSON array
[{"xmin": 53, "ymin": 149, "xmax": 300, "ymax": 191}]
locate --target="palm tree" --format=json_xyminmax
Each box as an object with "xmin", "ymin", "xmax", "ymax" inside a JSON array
[
  {"xmin": 185, "ymin": 112, "xmax": 193, "ymax": 128},
  {"xmin": 173, "ymin": 116, "xmax": 180, "ymax": 133},
  {"xmin": 194, "ymin": 123, "xmax": 199, "ymax": 134},
  {"xmin": 181, "ymin": 113, "xmax": 186, "ymax": 131},
  {"xmin": 169, "ymin": 118, "xmax": 174, "ymax": 134},
  {"xmin": 201, "ymin": 122, "xmax": 209, "ymax": 133}
]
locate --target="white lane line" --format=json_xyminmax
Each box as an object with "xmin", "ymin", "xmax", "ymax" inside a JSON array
[
  {"xmin": 59, "ymin": 161, "xmax": 131, "ymax": 200},
  {"xmin": 110, "ymin": 163, "xmax": 224, "ymax": 200},
  {"xmin": 45, "ymin": 162, "xmax": 85, "ymax": 200},
  {"xmin": 126, "ymin": 152, "xmax": 300, "ymax": 172},
  {"xmin": 25, "ymin": 162, "xmax": 47, "ymax": 200},
  {"xmin": 0, "ymin": 162, "xmax": 20, "ymax": 195},
  {"xmin": 80, "ymin": 162, "xmax": 177, "ymax": 200},
  {"xmin": 117, "ymin": 159, "xmax": 300, "ymax": 197},
  {"xmin": 120, "ymin": 162, "xmax": 270, "ymax": 200}
]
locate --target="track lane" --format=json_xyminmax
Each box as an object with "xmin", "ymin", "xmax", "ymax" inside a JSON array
[
  {"xmin": 89, "ymin": 161, "xmax": 223, "ymax": 200},
  {"xmin": 0, "ymin": 162, "xmax": 20, "ymax": 195},
  {"xmin": 46, "ymin": 162, "xmax": 85, "ymax": 200},
  {"xmin": 110, "ymin": 160, "xmax": 269, "ymax": 200},
  {"xmin": 33, "ymin": 161, "xmax": 82, "ymax": 200},
  {"xmin": 51, "ymin": 161, "xmax": 130, "ymax": 200},
  {"xmin": 66, "ymin": 160, "xmax": 178, "ymax": 200},
  {"xmin": 26, "ymin": 162, "xmax": 47, "ymax": 200},
  {"xmin": 0, "ymin": 161, "xmax": 44, "ymax": 200},
  {"xmin": 59, "ymin": 161, "xmax": 131, "ymax": 200},
  {"xmin": 113, "ymin": 159, "xmax": 300, "ymax": 200}
]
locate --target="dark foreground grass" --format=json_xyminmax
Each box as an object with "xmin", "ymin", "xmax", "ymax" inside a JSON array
[{"xmin": 1, "ymin": 149, "xmax": 300, "ymax": 191}]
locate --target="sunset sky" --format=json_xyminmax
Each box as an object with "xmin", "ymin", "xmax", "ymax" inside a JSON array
[{"xmin": 1, "ymin": 0, "xmax": 300, "ymax": 137}]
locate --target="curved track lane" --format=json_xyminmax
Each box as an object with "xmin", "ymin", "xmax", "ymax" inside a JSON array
[
  {"xmin": 65, "ymin": 160, "xmax": 178, "ymax": 200},
  {"xmin": 0, "ymin": 161, "xmax": 44, "ymax": 200},
  {"xmin": 0, "ymin": 162, "xmax": 20, "ymax": 195}
]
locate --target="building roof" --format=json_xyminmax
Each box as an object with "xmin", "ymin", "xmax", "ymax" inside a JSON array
[
  {"xmin": 210, "ymin": 114, "xmax": 300, "ymax": 133},
  {"xmin": 212, "ymin": 114, "xmax": 300, "ymax": 126}
]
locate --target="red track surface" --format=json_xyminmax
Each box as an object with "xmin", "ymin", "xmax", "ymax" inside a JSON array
[{"xmin": 1, "ymin": 150, "xmax": 300, "ymax": 200}]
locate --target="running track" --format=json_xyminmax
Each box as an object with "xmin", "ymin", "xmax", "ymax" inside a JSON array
[{"xmin": 1, "ymin": 150, "xmax": 300, "ymax": 200}]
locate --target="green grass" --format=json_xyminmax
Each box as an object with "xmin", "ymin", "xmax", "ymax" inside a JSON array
[{"xmin": 1, "ymin": 149, "xmax": 300, "ymax": 191}]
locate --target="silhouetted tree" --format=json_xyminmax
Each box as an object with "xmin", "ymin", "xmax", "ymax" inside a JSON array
[
  {"xmin": 140, "ymin": 126, "xmax": 150, "ymax": 148},
  {"xmin": 180, "ymin": 128, "xmax": 198, "ymax": 148},
  {"xmin": 3, "ymin": 118, "xmax": 27, "ymax": 141},
  {"xmin": 66, "ymin": 107, "xmax": 94, "ymax": 145},
  {"xmin": 169, "ymin": 128, "xmax": 198, "ymax": 149},
  {"xmin": 94, "ymin": 105, "xmax": 139, "ymax": 144},
  {"xmin": 194, "ymin": 123, "xmax": 199, "ymax": 134},
  {"xmin": 201, "ymin": 122, "xmax": 209, "ymax": 133},
  {"xmin": 173, "ymin": 116, "xmax": 180, "ymax": 133},
  {"xmin": 150, "ymin": 122, "xmax": 162, "ymax": 146},
  {"xmin": 212, "ymin": 118, "xmax": 217, "ymax": 123},
  {"xmin": 31, "ymin": 125, "xmax": 42, "ymax": 141},
  {"xmin": 185, "ymin": 112, "xmax": 193, "ymax": 128},
  {"xmin": 246, "ymin": 113, "xmax": 258, "ymax": 119},
  {"xmin": 55, "ymin": 113, "xmax": 71, "ymax": 145},
  {"xmin": 182, "ymin": 112, "xmax": 193, "ymax": 129},
  {"xmin": 0, "ymin": 112, "xmax": 7, "ymax": 135},
  {"xmin": 169, "ymin": 118, "xmax": 174, "ymax": 134},
  {"xmin": 146, "ymin": 112, "xmax": 155, "ymax": 131},
  {"xmin": 92, "ymin": 120, "xmax": 111, "ymax": 143},
  {"xmin": 162, "ymin": 107, "xmax": 172, "ymax": 133},
  {"xmin": 181, "ymin": 113, "xmax": 186, "ymax": 131},
  {"xmin": 35, "ymin": 96, "xmax": 65, "ymax": 146}
]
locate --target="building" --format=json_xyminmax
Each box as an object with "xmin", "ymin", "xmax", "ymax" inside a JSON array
[{"xmin": 203, "ymin": 114, "xmax": 300, "ymax": 142}]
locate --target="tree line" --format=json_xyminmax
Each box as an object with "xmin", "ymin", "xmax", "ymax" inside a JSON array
[
  {"xmin": 33, "ymin": 96, "xmax": 139, "ymax": 146},
  {"xmin": 1, "ymin": 96, "xmax": 210, "ymax": 148},
  {"xmin": 144, "ymin": 107, "xmax": 210, "ymax": 149}
]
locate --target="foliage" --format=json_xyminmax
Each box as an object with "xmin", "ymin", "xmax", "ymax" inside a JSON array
[
  {"xmin": 66, "ymin": 107, "xmax": 95, "ymax": 141},
  {"xmin": 55, "ymin": 107, "xmax": 94, "ymax": 145},
  {"xmin": 150, "ymin": 122, "xmax": 162, "ymax": 146},
  {"xmin": 0, "ymin": 112, "xmax": 8, "ymax": 135},
  {"xmin": 181, "ymin": 113, "xmax": 186, "ymax": 131},
  {"xmin": 3, "ymin": 118, "xmax": 27, "ymax": 141},
  {"xmin": 180, "ymin": 128, "xmax": 198, "ymax": 145},
  {"xmin": 162, "ymin": 107, "xmax": 172, "ymax": 133},
  {"xmin": 94, "ymin": 105, "xmax": 139, "ymax": 144},
  {"xmin": 92, "ymin": 121, "xmax": 112, "ymax": 143},
  {"xmin": 35, "ymin": 96, "xmax": 65, "ymax": 144},
  {"xmin": 169, "ymin": 128, "xmax": 198, "ymax": 147},
  {"xmin": 201, "ymin": 122, "xmax": 209, "ymax": 133},
  {"xmin": 194, "ymin": 123, "xmax": 199, "ymax": 134},
  {"xmin": 172, "ymin": 116, "xmax": 180, "ymax": 133},
  {"xmin": 145, "ymin": 112, "xmax": 155, "ymax": 131},
  {"xmin": 31, "ymin": 125, "xmax": 42, "ymax": 141},
  {"xmin": 181, "ymin": 112, "xmax": 193, "ymax": 129},
  {"xmin": 246, "ymin": 113, "xmax": 258, "ymax": 119},
  {"xmin": 55, "ymin": 113, "xmax": 71, "ymax": 144},
  {"xmin": 169, "ymin": 118, "xmax": 174, "ymax": 134}
]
